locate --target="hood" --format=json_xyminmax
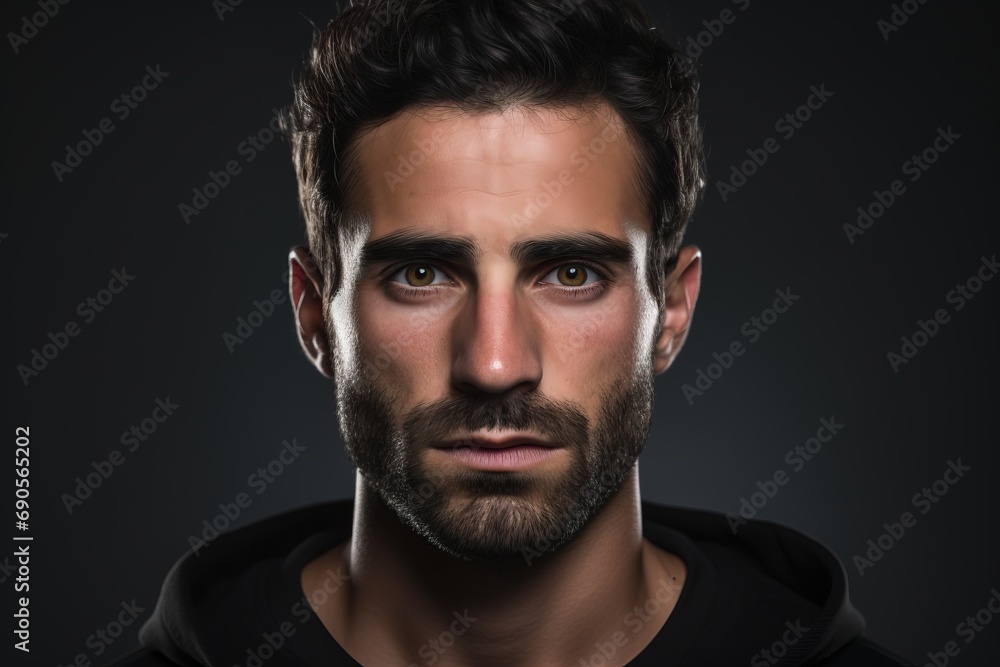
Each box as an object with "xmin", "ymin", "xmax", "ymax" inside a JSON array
[
  {"xmin": 131, "ymin": 499, "xmax": 886, "ymax": 666},
  {"xmin": 638, "ymin": 503, "xmax": 867, "ymax": 665}
]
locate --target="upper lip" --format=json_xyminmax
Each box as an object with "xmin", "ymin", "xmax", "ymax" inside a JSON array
[{"xmin": 434, "ymin": 433, "xmax": 558, "ymax": 450}]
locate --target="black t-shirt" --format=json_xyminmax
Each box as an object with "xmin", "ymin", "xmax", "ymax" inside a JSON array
[
  {"xmin": 261, "ymin": 520, "xmax": 736, "ymax": 665},
  {"xmin": 116, "ymin": 500, "xmax": 915, "ymax": 666}
]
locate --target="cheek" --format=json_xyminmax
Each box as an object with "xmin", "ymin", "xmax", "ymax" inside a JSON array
[
  {"xmin": 354, "ymin": 294, "xmax": 450, "ymax": 396},
  {"xmin": 539, "ymin": 293, "xmax": 642, "ymax": 401}
]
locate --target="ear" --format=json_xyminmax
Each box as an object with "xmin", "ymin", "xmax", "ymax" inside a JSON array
[
  {"xmin": 653, "ymin": 245, "xmax": 702, "ymax": 375},
  {"xmin": 289, "ymin": 246, "xmax": 334, "ymax": 379}
]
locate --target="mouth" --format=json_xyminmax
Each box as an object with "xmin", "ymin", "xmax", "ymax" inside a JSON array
[
  {"xmin": 435, "ymin": 434, "xmax": 559, "ymax": 450},
  {"xmin": 430, "ymin": 433, "xmax": 565, "ymax": 470}
]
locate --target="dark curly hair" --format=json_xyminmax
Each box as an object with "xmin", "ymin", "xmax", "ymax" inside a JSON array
[{"xmin": 284, "ymin": 0, "xmax": 705, "ymax": 311}]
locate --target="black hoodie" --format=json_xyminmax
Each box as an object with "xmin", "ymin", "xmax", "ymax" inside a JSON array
[{"xmin": 107, "ymin": 500, "xmax": 915, "ymax": 666}]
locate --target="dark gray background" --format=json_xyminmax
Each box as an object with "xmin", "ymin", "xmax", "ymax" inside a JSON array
[{"xmin": 3, "ymin": 0, "xmax": 997, "ymax": 665}]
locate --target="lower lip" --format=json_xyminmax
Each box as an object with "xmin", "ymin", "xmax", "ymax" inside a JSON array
[{"xmin": 431, "ymin": 445, "xmax": 564, "ymax": 471}]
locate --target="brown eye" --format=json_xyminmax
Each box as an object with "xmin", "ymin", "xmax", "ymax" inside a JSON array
[
  {"xmin": 556, "ymin": 264, "xmax": 588, "ymax": 286},
  {"xmin": 404, "ymin": 264, "xmax": 436, "ymax": 286}
]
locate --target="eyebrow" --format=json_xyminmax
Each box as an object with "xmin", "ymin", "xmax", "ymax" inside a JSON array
[
  {"xmin": 510, "ymin": 232, "xmax": 633, "ymax": 266},
  {"xmin": 359, "ymin": 229, "xmax": 634, "ymax": 273},
  {"xmin": 359, "ymin": 230, "xmax": 480, "ymax": 272}
]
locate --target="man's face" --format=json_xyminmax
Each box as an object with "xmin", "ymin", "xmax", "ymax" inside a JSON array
[{"xmin": 328, "ymin": 103, "xmax": 664, "ymax": 561}]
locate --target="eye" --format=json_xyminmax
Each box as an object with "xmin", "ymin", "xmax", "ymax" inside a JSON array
[
  {"xmin": 541, "ymin": 263, "xmax": 600, "ymax": 287},
  {"xmin": 390, "ymin": 263, "xmax": 450, "ymax": 287}
]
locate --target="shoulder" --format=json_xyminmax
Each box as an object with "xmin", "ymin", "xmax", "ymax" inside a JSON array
[{"xmin": 814, "ymin": 635, "xmax": 916, "ymax": 666}]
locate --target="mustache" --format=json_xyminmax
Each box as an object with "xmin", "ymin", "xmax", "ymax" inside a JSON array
[{"xmin": 401, "ymin": 391, "xmax": 590, "ymax": 447}]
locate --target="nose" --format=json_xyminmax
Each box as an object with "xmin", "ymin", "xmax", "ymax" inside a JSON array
[{"xmin": 451, "ymin": 283, "xmax": 542, "ymax": 395}]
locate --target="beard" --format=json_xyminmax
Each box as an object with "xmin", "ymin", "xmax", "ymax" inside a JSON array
[{"xmin": 335, "ymin": 360, "xmax": 654, "ymax": 563}]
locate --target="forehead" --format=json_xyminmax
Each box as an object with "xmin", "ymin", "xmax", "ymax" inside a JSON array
[{"xmin": 349, "ymin": 102, "xmax": 649, "ymax": 249}]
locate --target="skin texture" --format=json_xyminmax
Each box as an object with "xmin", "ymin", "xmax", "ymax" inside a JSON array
[{"xmin": 290, "ymin": 102, "xmax": 702, "ymax": 666}]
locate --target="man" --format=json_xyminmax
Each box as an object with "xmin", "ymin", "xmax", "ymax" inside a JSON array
[{"xmin": 115, "ymin": 0, "xmax": 914, "ymax": 664}]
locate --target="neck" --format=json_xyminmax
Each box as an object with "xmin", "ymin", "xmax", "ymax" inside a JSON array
[{"xmin": 301, "ymin": 467, "xmax": 685, "ymax": 667}]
